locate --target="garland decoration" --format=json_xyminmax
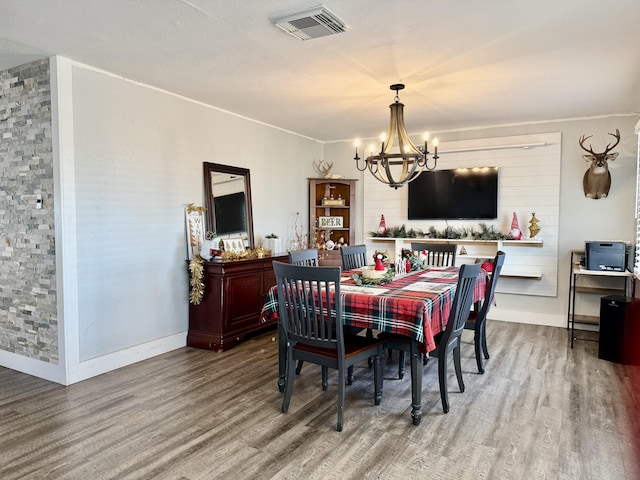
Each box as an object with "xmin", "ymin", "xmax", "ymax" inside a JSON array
[
  {"xmin": 368, "ymin": 222, "xmax": 512, "ymax": 240},
  {"xmin": 189, "ymin": 254, "xmax": 205, "ymax": 305}
]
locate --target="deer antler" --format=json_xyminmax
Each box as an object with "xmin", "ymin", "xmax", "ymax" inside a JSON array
[
  {"xmin": 603, "ymin": 129, "xmax": 621, "ymax": 154},
  {"xmin": 578, "ymin": 134, "xmax": 595, "ymax": 154},
  {"xmin": 579, "ymin": 129, "xmax": 621, "ymax": 155},
  {"xmin": 313, "ymin": 159, "xmax": 333, "ymax": 175}
]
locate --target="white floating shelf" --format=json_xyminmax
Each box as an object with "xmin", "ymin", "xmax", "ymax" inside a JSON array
[{"xmin": 366, "ymin": 237, "xmax": 543, "ymax": 247}]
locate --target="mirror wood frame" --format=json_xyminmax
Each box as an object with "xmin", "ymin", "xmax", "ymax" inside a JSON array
[{"xmin": 203, "ymin": 162, "xmax": 255, "ymax": 250}]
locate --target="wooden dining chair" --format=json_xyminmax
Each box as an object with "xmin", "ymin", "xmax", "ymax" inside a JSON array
[
  {"xmin": 339, "ymin": 243, "xmax": 375, "ymax": 349},
  {"xmin": 380, "ymin": 262, "xmax": 480, "ymax": 413},
  {"xmin": 288, "ymin": 248, "xmax": 319, "ymax": 266},
  {"xmin": 385, "ymin": 242, "xmax": 457, "ymax": 371},
  {"xmin": 464, "ymin": 251, "xmax": 505, "ymax": 373},
  {"xmin": 288, "ymin": 248, "xmax": 321, "ymax": 376},
  {"xmin": 410, "ymin": 242, "xmax": 457, "ymax": 267},
  {"xmin": 340, "ymin": 244, "xmax": 368, "ymax": 270},
  {"xmin": 273, "ymin": 261, "xmax": 383, "ymax": 432}
]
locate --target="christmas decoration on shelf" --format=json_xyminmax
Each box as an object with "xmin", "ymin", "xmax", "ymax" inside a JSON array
[
  {"xmin": 377, "ymin": 214, "xmax": 388, "ymax": 235},
  {"xmin": 529, "ymin": 212, "xmax": 541, "ymax": 238},
  {"xmin": 370, "ymin": 223, "xmax": 513, "ymax": 241},
  {"xmin": 509, "ymin": 212, "xmax": 522, "ymax": 240}
]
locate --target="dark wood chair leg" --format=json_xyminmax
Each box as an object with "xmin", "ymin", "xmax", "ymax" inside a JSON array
[
  {"xmin": 322, "ymin": 366, "xmax": 328, "ymax": 391},
  {"xmin": 474, "ymin": 331, "xmax": 485, "ymax": 374},
  {"xmin": 398, "ymin": 350, "xmax": 405, "ymax": 379},
  {"xmin": 282, "ymin": 354, "xmax": 296, "ymax": 413},
  {"xmin": 373, "ymin": 353, "xmax": 383, "ymax": 405},
  {"xmin": 481, "ymin": 323, "xmax": 490, "ymax": 359},
  {"xmin": 438, "ymin": 352, "xmax": 449, "ymax": 414},
  {"xmin": 295, "ymin": 360, "xmax": 304, "ymax": 375},
  {"xmin": 453, "ymin": 344, "xmax": 465, "ymax": 393},
  {"xmin": 337, "ymin": 366, "xmax": 345, "ymax": 432},
  {"xmin": 347, "ymin": 365, "xmax": 354, "ymax": 385}
]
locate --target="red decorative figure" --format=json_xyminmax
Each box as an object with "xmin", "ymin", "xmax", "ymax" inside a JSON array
[
  {"xmin": 406, "ymin": 259, "xmax": 411, "ymax": 272},
  {"xmin": 510, "ymin": 212, "xmax": 522, "ymax": 240},
  {"xmin": 374, "ymin": 253, "xmax": 385, "ymax": 271},
  {"xmin": 377, "ymin": 214, "xmax": 387, "ymax": 235}
]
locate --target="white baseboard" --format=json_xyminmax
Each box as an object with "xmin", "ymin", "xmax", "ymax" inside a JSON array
[
  {"xmin": 0, "ymin": 350, "xmax": 67, "ymax": 384},
  {"xmin": 67, "ymin": 332, "xmax": 187, "ymax": 385},
  {"xmin": 488, "ymin": 307, "xmax": 566, "ymax": 328},
  {"xmin": 0, "ymin": 332, "xmax": 187, "ymax": 385}
]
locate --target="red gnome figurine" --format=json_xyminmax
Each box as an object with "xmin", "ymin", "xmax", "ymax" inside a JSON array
[
  {"xmin": 377, "ymin": 214, "xmax": 387, "ymax": 235},
  {"xmin": 510, "ymin": 212, "xmax": 522, "ymax": 240}
]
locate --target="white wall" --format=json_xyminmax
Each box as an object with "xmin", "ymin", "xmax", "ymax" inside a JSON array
[
  {"xmin": 53, "ymin": 57, "xmax": 322, "ymax": 383},
  {"xmin": 324, "ymin": 115, "xmax": 639, "ymax": 327},
  {"xmin": 23, "ymin": 54, "xmax": 635, "ymax": 385}
]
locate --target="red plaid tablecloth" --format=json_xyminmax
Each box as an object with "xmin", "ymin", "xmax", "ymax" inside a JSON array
[{"xmin": 261, "ymin": 266, "xmax": 486, "ymax": 353}]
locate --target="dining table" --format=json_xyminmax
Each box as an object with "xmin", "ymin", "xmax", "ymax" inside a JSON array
[{"xmin": 260, "ymin": 264, "xmax": 487, "ymax": 426}]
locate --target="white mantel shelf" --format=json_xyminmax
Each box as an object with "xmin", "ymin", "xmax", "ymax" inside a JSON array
[
  {"xmin": 366, "ymin": 237, "xmax": 543, "ymax": 247},
  {"xmin": 365, "ymin": 237, "xmax": 545, "ymax": 280}
]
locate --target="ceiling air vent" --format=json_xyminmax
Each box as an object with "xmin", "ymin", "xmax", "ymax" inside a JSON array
[{"xmin": 271, "ymin": 5, "xmax": 346, "ymax": 41}]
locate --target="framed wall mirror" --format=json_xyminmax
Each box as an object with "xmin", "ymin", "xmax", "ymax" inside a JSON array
[{"xmin": 203, "ymin": 162, "xmax": 255, "ymax": 249}]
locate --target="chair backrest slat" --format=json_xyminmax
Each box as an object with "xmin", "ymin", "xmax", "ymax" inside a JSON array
[
  {"xmin": 273, "ymin": 261, "xmax": 343, "ymax": 354},
  {"xmin": 340, "ymin": 244, "xmax": 368, "ymax": 270},
  {"xmin": 288, "ymin": 249, "xmax": 319, "ymax": 267},
  {"xmin": 441, "ymin": 263, "xmax": 480, "ymax": 343},
  {"xmin": 410, "ymin": 242, "xmax": 456, "ymax": 267},
  {"xmin": 478, "ymin": 251, "xmax": 505, "ymax": 318}
]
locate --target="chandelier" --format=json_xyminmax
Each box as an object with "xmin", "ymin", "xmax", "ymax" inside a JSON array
[{"xmin": 354, "ymin": 84, "xmax": 438, "ymax": 189}]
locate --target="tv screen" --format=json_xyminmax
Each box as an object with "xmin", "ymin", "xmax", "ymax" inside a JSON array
[
  {"xmin": 408, "ymin": 167, "xmax": 499, "ymax": 220},
  {"xmin": 214, "ymin": 191, "xmax": 247, "ymax": 235}
]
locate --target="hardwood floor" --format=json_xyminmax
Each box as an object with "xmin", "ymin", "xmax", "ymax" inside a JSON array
[{"xmin": 1, "ymin": 321, "xmax": 639, "ymax": 479}]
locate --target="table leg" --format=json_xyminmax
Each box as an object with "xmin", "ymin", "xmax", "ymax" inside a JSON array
[
  {"xmin": 409, "ymin": 339, "xmax": 422, "ymax": 425},
  {"xmin": 278, "ymin": 320, "xmax": 286, "ymax": 393}
]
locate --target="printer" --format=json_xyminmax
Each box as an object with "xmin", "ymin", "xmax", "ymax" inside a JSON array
[{"xmin": 585, "ymin": 241, "xmax": 628, "ymax": 272}]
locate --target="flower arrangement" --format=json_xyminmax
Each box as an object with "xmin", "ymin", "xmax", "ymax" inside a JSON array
[
  {"xmin": 351, "ymin": 269, "xmax": 394, "ymax": 286},
  {"xmin": 289, "ymin": 212, "xmax": 308, "ymax": 251},
  {"xmin": 401, "ymin": 248, "xmax": 426, "ymax": 272}
]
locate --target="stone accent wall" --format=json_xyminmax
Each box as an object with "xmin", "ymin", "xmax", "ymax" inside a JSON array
[{"xmin": 0, "ymin": 58, "xmax": 58, "ymax": 363}]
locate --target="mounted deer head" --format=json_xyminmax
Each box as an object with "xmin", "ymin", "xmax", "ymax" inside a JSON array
[{"xmin": 579, "ymin": 129, "xmax": 620, "ymax": 199}]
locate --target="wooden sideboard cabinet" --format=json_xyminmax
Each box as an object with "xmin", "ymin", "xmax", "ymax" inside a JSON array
[{"xmin": 187, "ymin": 254, "xmax": 287, "ymax": 351}]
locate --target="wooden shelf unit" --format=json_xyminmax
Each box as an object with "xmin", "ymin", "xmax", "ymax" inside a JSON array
[{"xmin": 309, "ymin": 178, "xmax": 357, "ymax": 266}]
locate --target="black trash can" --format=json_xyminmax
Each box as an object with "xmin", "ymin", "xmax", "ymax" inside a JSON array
[{"xmin": 599, "ymin": 296, "xmax": 640, "ymax": 365}]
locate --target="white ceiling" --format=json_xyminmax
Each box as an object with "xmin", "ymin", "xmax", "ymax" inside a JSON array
[{"xmin": 1, "ymin": 0, "xmax": 639, "ymax": 142}]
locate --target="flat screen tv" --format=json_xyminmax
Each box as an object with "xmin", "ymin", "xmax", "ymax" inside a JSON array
[
  {"xmin": 408, "ymin": 167, "xmax": 499, "ymax": 220},
  {"xmin": 214, "ymin": 191, "xmax": 247, "ymax": 235}
]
